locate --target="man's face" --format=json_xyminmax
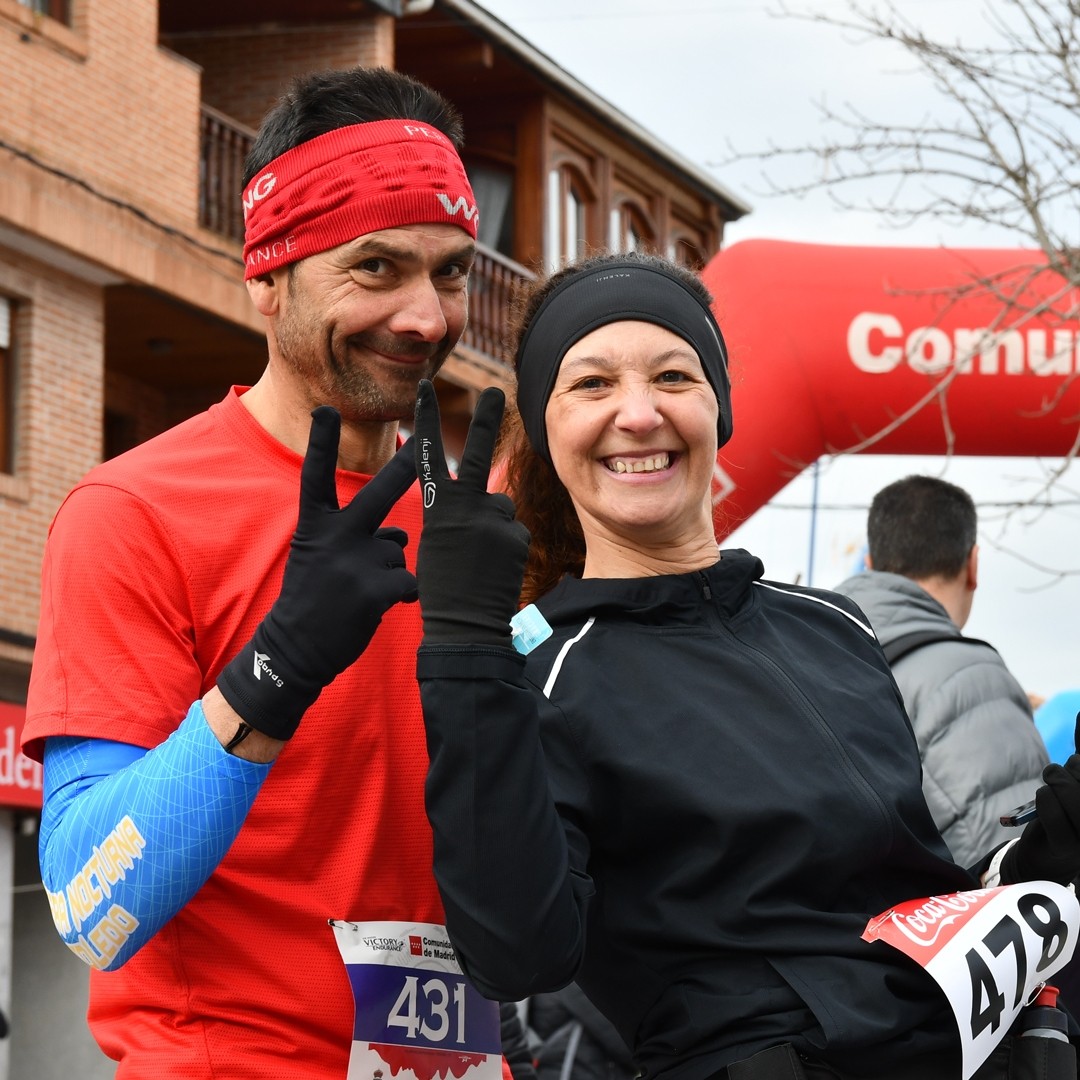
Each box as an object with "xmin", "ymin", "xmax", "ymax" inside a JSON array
[{"xmin": 269, "ymin": 223, "xmax": 475, "ymax": 423}]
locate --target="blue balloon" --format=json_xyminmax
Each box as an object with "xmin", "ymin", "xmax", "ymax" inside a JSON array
[{"xmin": 1034, "ymin": 690, "xmax": 1080, "ymax": 764}]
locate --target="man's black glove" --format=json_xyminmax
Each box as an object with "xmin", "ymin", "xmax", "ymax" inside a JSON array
[
  {"xmin": 413, "ymin": 380, "xmax": 530, "ymax": 647},
  {"xmin": 1002, "ymin": 751, "xmax": 1080, "ymax": 885},
  {"xmin": 218, "ymin": 406, "xmax": 418, "ymax": 741}
]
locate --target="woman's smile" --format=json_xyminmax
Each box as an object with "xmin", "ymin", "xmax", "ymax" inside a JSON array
[{"xmin": 601, "ymin": 451, "xmax": 676, "ymax": 475}]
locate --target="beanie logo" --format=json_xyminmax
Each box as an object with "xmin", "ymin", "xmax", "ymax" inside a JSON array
[
  {"xmin": 242, "ymin": 172, "xmax": 278, "ymax": 222},
  {"xmin": 436, "ymin": 193, "xmax": 479, "ymax": 224}
]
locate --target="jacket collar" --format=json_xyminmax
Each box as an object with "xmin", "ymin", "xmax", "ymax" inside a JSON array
[{"xmin": 536, "ymin": 548, "xmax": 765, "ymax": 624}]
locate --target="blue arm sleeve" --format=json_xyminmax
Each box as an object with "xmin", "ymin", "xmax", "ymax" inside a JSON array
[{"xmin": 38, "ymin": 700, "xmax": 271, "ymax": 970}]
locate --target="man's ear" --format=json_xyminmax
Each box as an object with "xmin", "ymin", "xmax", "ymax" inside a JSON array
[
  {"xmin": 864, "ymin": 552, "xmax": 874, "ymax": 571},
  {"xmin": 246, "ymin": 272, "xmax": 280, "ymax": 317},
  {"xmin": 966, "ymin": 544, "xmax": 979, "ymax": 591}
]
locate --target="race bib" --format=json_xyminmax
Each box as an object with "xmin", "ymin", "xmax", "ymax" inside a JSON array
[
  {"xmin": 330, "ymin": 920, "xmax": 502, "ymax": 1080},
  {"xmin": 863, "ymin": 883, "xmax": 1080, "ymax": 1079}
]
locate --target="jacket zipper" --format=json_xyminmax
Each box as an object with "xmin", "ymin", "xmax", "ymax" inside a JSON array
[{"xmin": 696, "ymin": 576, "xmax": 893, "ymax": 840}]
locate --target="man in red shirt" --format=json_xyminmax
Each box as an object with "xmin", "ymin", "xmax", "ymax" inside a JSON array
[{"xmin": 24, "ymin": 66, "xmax": 481, "ymax": 1078}]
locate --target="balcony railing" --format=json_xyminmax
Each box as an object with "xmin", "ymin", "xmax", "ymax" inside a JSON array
[
  {"xmin": 461, "ymin": 246, "xmax": 534, "ymax": 365},
  {"xmin": 199, "ymin": 104, "xmax": 531, "ymax": 369},
  {"xmin": 200, "ymin": 104, "xmax": 255, "ymax": 244}
]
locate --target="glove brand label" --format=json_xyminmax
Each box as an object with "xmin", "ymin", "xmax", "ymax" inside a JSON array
[
  {"xmin": 252, "ymin": 651, "xmax": 284, "ymax": 688},
  {"xmin": 418, "ymin": 436, "xmax": 436, "ymax": 508}
]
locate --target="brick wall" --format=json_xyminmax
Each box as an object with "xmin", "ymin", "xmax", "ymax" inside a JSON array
[
  {"xmin": 168, "ymin": 16, "xmax": 395, "ymax": 132},
  {"xmin": 0, "ymin": 250, "xmax": 104, "ymax": 663},
  {"xmin": 0, "ymin": 0, "xmax": 203, "ymax": 232}
]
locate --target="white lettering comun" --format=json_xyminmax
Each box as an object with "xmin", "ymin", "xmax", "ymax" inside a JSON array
[{"xmin": 848, "ymin": 312, "xmax": 1079, "ymax": 376}]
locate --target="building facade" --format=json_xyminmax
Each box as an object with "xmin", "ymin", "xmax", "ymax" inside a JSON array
[{"xmin": 0, "ymin": 0, "xmax": 746, "ymax": 1073}]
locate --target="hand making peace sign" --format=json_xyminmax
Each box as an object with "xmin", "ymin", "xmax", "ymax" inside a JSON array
[{"xmin": 413, "ymin": 380, "xmax": 531, "ymax": 647}]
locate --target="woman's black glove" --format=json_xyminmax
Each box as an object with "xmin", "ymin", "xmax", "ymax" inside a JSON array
[
  {"xmin": 413, "ymin": 380, "xmax": 530, "ymax": 647},
  {"xmin": 218, "ymin": 406, "xmax": 418, "ymax": 740},
  {"xmin": 1002, "ymin": 755, "xmax": 1080, "ymax": 885}
]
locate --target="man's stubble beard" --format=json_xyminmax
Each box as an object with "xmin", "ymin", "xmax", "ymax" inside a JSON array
[{"xmin": 277, "ymin": 316, "xmax": 453, "ymax": 424}]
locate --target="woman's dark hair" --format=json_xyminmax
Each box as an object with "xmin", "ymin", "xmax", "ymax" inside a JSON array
[
  {"xmin": 502, "ymin": 251, "xmax": 716, "ymax": 605},
  {"xmin": 243, "ymin": 67, "xmax": 465, "ymax": 185}
]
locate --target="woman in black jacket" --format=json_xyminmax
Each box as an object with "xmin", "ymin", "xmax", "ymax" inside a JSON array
[{"xmin": 410, "ymin": 251, "xmax": 1080, "ymax": 1080}]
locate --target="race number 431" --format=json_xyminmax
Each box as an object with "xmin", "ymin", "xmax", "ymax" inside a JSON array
[
  {"xmin": 863, "ymin": 883, "xmax": 1079, "ymax": 1080},
  {"xmin": 386, "ymin": 973, "xmax": 468, "ymax": 1044},
  {"xmin": 331, "ymin": 920, "xmax": 501, "ymax": 1080}
]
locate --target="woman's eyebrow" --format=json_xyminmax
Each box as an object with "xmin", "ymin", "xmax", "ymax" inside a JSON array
[{"xmin": 559, "ymin": 347, "xmax": 698, "ymax": 375}]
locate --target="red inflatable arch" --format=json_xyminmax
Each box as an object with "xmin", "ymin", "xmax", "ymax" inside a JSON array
[{"xmin": 701, "ymin": 240, "xmax": 1080, "ymax": 538}]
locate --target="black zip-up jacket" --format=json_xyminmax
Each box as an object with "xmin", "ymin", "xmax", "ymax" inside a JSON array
[{"xmin": 417, "ymin": 550, "xmax": 977, "ymax": 1080}]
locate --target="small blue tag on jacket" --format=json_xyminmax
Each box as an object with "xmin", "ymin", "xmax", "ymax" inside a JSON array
[{"xmin": 510, "ymin": 604, "xmax": 553, "ymax": 655}]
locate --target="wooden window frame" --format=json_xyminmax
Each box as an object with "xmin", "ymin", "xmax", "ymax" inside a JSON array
[
  {"xmin": 17, "ymin": 0, "xmax": 68, "ymax": 23},
  {"xmin": 610, "ymin": 198, "xmax": 658, "ymax": 255},
  {"xmin": 0, "ymin": 297, "xmax": 14, "ymax": 475},
  {"xmin": 546, "ymin": 162, "xmax": 596, "ymax": 270},
  {"xmin": 668, "ymin": 231, "xmax": 708, "ymax": 270}
]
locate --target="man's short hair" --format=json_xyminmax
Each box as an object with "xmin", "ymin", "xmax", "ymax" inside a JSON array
[
  {"xmin": 243, "ymin": 67, "xmax": 465, "ymax": 186},
  {"xmin": 867, "ymin": 474, "xmax": 977, "ymax": 580}
]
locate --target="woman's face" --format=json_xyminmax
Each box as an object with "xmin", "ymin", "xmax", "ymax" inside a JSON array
[{"xmin": 544, "ymin": 320, "xmax": 720, "ymax": 548}]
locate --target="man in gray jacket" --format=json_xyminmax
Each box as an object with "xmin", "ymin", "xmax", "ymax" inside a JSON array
[{"xmin": 834, "ymin": 474, "xmax": 1049, "ymax": 868}]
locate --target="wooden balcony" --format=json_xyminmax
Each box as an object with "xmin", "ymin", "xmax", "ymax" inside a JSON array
[
  {"xmin": 199, "ymin": 105, "xmax": 531, "ymax": 375},
  {"xmin": 459, "ymin": 245, "xmax": 533, "ymax": 368},
  {"xmin": 199, "ymin": 104, "xmax": 254, "ymax": 245}
]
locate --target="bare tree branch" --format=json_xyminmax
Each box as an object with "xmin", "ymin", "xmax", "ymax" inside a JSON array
[
  {"xmin": 717, "ymin": 0, "xmax": 1080, "ymax": 553},
  {"xmin": 723, "ymin": 1, "xmax": 1080, "ymax": 257}
]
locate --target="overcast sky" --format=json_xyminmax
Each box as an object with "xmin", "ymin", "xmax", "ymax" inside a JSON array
[{"xmin": 476, "ymin": 0, "xmax": 1080, "ymax": 704}]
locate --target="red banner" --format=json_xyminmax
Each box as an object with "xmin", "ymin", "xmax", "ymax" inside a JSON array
[
  {"xmin": 701, "ymin": 241, "xmax": 1080, "ymax": 537},
  {"xmin": 0, "ymin": 702, "xmax": 42, "ymax": 809}
]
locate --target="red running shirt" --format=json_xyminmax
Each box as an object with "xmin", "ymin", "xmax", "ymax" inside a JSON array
[{"xmin": 26, "ymin": 387, "xmax": 442, "ymax": 1078}]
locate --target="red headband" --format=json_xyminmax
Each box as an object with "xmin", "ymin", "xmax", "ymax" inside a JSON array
[{"xmin": 242, "ymin": 119, "xmax": 478, "ymax": 279}]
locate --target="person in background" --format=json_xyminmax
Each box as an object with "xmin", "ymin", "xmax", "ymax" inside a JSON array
[
  {"xmin": 409, "ymin": 251, "xmax": 1080, "ymax": 1080},
  {"xmin": 23, "ymin": 66, "xmax": 479, "ymax": 1078},
  {"xmin": 1033, "ymin": 691, "xmax": 1080, "ymax": 766},
  {"xmin": 526, "ymin": 985, "xmax": 636, "ymax": 1080},
  {"xmin": 833, "ymin": 475, "xmax": 1049, "ymax": 868},
  {"xmin": 503, "ymin": 1001, "xmax": 541, "ymax": 1080}
]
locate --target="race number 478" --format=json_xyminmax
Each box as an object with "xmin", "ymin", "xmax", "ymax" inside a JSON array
[
  {"xmin": 967, "ymin": 892, "xmax": 1069, "ymax": 1039},
  {"xmin": 862, "ymin": 882, "xmax": 1080, "ymax": 1080}
]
